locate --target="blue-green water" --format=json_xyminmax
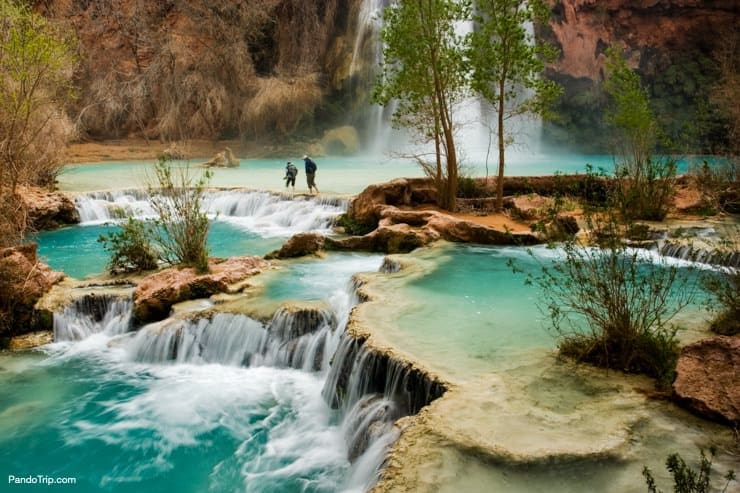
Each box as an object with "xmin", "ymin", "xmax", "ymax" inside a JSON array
[
  {"xmin": 32, "ymin": 222, "xmax": 284, "ymax": 279},
  {"xmin": 0, "ymin": 349, "xmax": 349, "ymax": 493},
  {"xmin": 364, "ymin": 245, "xmax": 711, "ymax": 376},
  {"xmin": 58, "ymin": 154, "xmax": 718, "ymax": 195}
]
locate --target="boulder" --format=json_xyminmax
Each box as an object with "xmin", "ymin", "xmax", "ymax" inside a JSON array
[
  {"xmin": 7, "ymin": 331, "xmax": 53, "ymax": 350},
  {"xmin": 134, "ymin": 256, "xmax": 267, "ymax": 323},
  {"xmin": 265, "ymin": 233, "xmax": 326, "ymax": 259},
  {"xmin": 347, "ymin": 177, "xmax": 437, "ymax": 226},
  {"xmin": 201, "ymin": 147, "xmax": 239, "ymax": 168},
  {"xmin": 503, "ymin": 193, "xmax": 554, "ymax": 220},
  {"xmin": 20, "ymin": 186, "xmax": 80, "ymax": 230},
  {"xmin": 673, "ymin": 336, "xmax": 740, "ymax": 425},
  {"xmin": 0, "ymin": 243, "xmax": 65, "ymax": 337}
]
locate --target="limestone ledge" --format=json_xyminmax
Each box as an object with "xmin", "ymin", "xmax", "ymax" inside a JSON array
[{"xmin": 350, "ymin": 254, "xmax": 736, "ymax": 493}]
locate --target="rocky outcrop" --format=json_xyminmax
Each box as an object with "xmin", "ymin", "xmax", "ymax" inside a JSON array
[
  {"xmin": 201, "ymin": 147, "xmax": 239, "ymax": 168},
  {"xmin": 265, "ymin": 232, "xmax": 326, "ymax": 259},
  {"xmin": 0, "ymin": 243, "xmax": 65, "ymax": 340},
  {"xmin": 134, "ymin": 256, "xmax": 268, "ymax": 323},
  {"xmin": 541, "ymin": 1, "xmax": 738, "ymax": 151},
  {"xmin": 20, "ymin": 186, "xmax": 80, "ymax": 230},
  {"xmin": 347, "ymin": 178, "xmax": 438, "ymax": 227},
  {"xmin": 673, "ymin": 336, "xmax": 740, "ymax": 425}
]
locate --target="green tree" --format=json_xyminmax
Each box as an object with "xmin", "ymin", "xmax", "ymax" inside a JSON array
[
  {"xmin": 0, "ymin": 0, "xmax": 77, "ymax": 193},
  {"xmin": 373, "ymin": 0, "xmax": 470, "ymax": 211},
  {"xmin": 603, "ymin": 47, "xmax": 676, "ymax": 221},
  {"xmin": 470, "ymin": 0, "xmax": 561, "ymax": 211}
]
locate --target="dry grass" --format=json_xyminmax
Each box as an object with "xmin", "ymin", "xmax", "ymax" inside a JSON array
[{"xmin": 242, "ymin": 73, "xmax": 323, "ymax": 137}]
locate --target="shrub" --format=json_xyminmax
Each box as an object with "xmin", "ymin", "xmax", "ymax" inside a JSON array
[
  {"xmin": 702, "ymin": 234, "xmax": 740, "ymax": 336},
  {"xmin": 604, "ymin": 48, "xmax": 677, "ymax": 221},
  {"xmin": 97, "ymin": 218, "xmax": 158, "ymax": 274},
  {"xmin": 148, "ymin": 157, "xmax": 212, "ymax": 273},
  {"xmin": 688, "ymin": 160, "xmax": 739, "ymax": 214},
  {"xmin": 335, "ymin": 214, "xmax": 376, "ymax": 236},
  {"xmin": 643, "ymin": 447, "xmax": 736, "ymax": 493},
  {"xmin": 513, "ymin": 214, "xmax": 697, "ymax": 388}
]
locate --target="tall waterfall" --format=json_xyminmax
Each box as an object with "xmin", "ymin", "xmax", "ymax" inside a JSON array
[
  {"xmin": 354, "ymin": 0, "xmax": 544, "ymax": 162},
  {"xmin": 74, "ymin": 189, "xmax": 347, "ymax": 236}
]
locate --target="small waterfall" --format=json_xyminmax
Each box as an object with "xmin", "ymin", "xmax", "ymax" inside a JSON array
[
  {"xmin": 74, "ymin": 189, "xmax": 347, "ymax": 235},
  {"xmin": 655, "ymin": 242, "xmax": 740, "ymax": 268},
  {"xmin": 128, "ymin": 307, "xmax": 338, "ymax": 371},
  {"xmin": 75, "ymin": 190, "xmax": 154, "ymax": 224},
  {"xmin": 53, "ymin": 295, "xmax": 133, "ymax": 341}
]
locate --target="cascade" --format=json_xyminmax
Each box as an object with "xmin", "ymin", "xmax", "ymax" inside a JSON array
[
  {"xmin": 655, "ymin": 242, "xmax": 740, "ymax": 268},
  {"xmin": 48, "ymin": 261, "xmax": 446, "ymax": 490},
  {"xmin": 74, "ymin": 189, "xmax": 347, "ymax": 235},
  {"xmin": 53, "ymin": 294, "xmax": 133, "ymax": 341}
]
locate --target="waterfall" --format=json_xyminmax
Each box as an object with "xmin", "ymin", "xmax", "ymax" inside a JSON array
[
  {"xmin": 355, "ymin": 0, "xmax": 544, "ymax": 161},
  {"xmin": 74, "ymin": 189, "xmax": 347, "ymax": 235},
  {"xmin": 128, "ymin": 307, "xmax": 338, "ymax": 371},
  {"xmin": 655, "ymin": 241, "xmax": 740, "ymax": 269},
  {"xmin": 53, "ymin": 295, "xmax": 133, "ymax": 341},
  {"xmin": 50, "ymin": 263, "xmax": 445, "ymax": 490}
]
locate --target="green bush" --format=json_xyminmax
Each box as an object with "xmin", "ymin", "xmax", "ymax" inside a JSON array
[
  {"xmin": 513, "ymin": 214, "xmax": 697, "ymax": 388},
  {"xmin": 643, "ymin": 447, "xmax": 736, "ymax": 493},
  {"xmin": 98, "ymin": 218, "xmax": 158, "ymax": 274},
  {"xmin": 335, "ymin": 214, "xmax": 376, "ymax": 236},
  {"xmin": 149, "ymin": 157, "xmax": 212, "ymax": 273}
]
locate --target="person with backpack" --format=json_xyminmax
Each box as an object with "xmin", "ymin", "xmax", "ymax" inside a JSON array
[
  {"xmin": 284, "ymin": 161, "xmax": 298, "ymax": 191},
  {"xmin": 303, "ymin": 155, "xmax": 319, "ymax": 194}
]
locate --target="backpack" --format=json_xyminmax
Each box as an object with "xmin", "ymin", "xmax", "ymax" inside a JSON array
[{"xmin": 287, "ymin": 164, "xmax": 298, "ymax": 177}]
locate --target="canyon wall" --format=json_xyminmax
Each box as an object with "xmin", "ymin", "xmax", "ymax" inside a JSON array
[
  {"xmin": 541, "ymin": 0, "xmax": 739, "ymax": 151},
  {"xmin": 38, "ymin": 0, "xmax": 362, "ymax": 142},
  {"xmin": 36, "ymin": 0, "xmax": 738, "ymax": 151}
]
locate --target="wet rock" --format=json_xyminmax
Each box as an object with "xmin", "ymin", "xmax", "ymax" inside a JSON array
[
  {"xmin": 134, "ymin": 256, "xmax": 267, "ymax": 323},
  {"xmin": 6, "ymin": 331, "xmax": 53, "ymax": 350},
  {"xmin": 20, "ymin": 186, "xmax": 80, "ymax": 230},
  {"xmin": 265, "ymin": 232, "xmax": 326, "ymax": 259},
  {"xmin": 673, "ymin": 336, "xmax": 740, "ymax": 425},
  {"xmin": 0, "ymin": 243, "xmax": 65, "ymax": 337}
]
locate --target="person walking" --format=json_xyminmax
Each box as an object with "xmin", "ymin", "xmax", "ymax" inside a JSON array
[
  {"xmin": 303, "ymin": 155, "xmax": 319, "ymax": 194},
  {"xmin": 284, "ymin": 161, "xmax": 298, "ymax": 191}
]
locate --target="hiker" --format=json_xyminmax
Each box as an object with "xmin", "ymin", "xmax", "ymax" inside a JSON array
[
  {"xmin": 284, "ymin": 161, "xmax": 298, "ymax": 191},
  {"xmin": 303, "ymin": 155, "xmax": 319, "ymax": 194}
]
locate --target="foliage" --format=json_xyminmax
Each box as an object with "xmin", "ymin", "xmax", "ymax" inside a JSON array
[
  {"xmin": 0, "ymin": 189, "xmax": 27, "ymax": 248},
  {"xmin": 373, "ymin": 0, "xmax": 470, "ymax": 211},
  {"xmin": 469, "ymin": 0, "xmax": 562, "ymax": 211},
  {"xmin": 643, "ymin": 447, "xmax": 736, "ymax": 493},
  {"xmin": 513, "ymin": 213, "xmax": 697, "ymax": 387},
  {"xmin": 148, "ymin": 157, "xmax": 212, "ymax": 273},
  {"xmin": 0, "ymin": 0, "xmax": 77, "ymax": 193},
  {"xmin": 97, "ymin": 218, "xmax": 158, "ymax": 274},
  {"xmin": 710, "ymin": 30, "xmax": 740, "ymax": 156},
  {"xmin": 457, "ymin": 176, "xmax": 488, "ymax": 199},
  {"xmin": 687, "ymin": 160, "xmax": 739, "ymax": 215},
  {"xmin": 604, "ymin": 48, "xmax": 676, "ymax": 221},
  {"xmin": 701, "ymin": 233, "xmax": 740, "ymax": 336}
]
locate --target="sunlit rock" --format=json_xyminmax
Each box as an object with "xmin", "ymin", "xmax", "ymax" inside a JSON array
[{"xmin": 134, "ymin": 256, "xmax": 267, "ymax": 323}]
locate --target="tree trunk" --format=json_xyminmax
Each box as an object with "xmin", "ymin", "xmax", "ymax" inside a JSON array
[{"xmin": 495, "ymin": 78, "xmax": 506, "ymax": 211}]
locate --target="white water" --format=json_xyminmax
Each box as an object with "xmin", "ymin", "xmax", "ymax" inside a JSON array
[
  {"xmin": 54, "ymin": 297, "xmax": 133, "ymax": 342},
  {"xmin": 74, "ymin": 189, "xmax": 347, "ymax": 237},
  {"xmin": 40, "ymin": 254, "xmax": 408, "ymax": 492}
]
